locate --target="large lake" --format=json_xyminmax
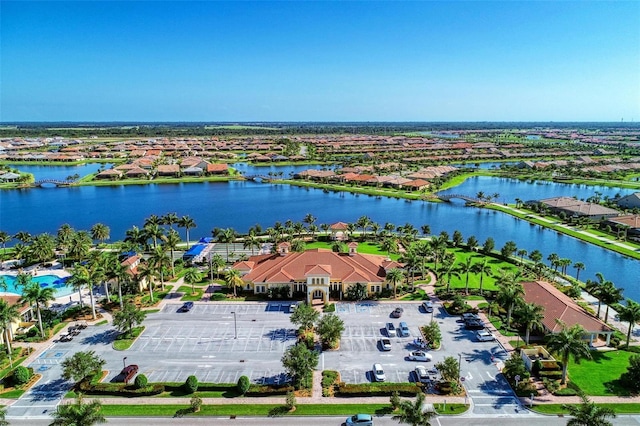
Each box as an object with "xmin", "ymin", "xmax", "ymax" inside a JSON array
[{"xmin": 2, "ymin": 163, "xmax": 638, "ymax": 300}]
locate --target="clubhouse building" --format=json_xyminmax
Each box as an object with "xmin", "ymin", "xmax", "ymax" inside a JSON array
[{"xmin": 232, "ymin": 242, "xmax": 402, "ymax": 304}]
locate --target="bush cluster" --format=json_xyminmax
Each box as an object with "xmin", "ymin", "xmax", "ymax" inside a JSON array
[
  {"xmin": 12, "ymin": 366, "xmax": 32, "ymax": 386},
  {"xmin": 78, "ymin": 380, "xmax": 165, "ymax": 396},
  {"xmin": 237, "ymin": 376, "xmax": 250, "ymax": 395},
  {"xmin": 335, "ymin": 382, "xmax": 420, "ymax": 397},
  {"xmin": 245, "ymin": 384, "xmax": 294, "ymax": 396},
  {"xmin": 184, "ymin": 375, "xmax": 198, "ymax": 394}
]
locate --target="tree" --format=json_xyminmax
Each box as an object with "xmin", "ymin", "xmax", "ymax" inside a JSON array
[
  {"xmin": 458, "ymin": 257, "xmax": 474, "ymax": 295},
  {"xmin": 177, "ymin": 215, "xmax": 197, "ymax": 248},
  {"xmin": 451, "ymin": 230, "xmax": 463, "ymax": 247},
  {"xmin": 148, "ymin": 246, "xmax": 170, "ymax": 291},
  {"xmin": 237, "ymin": 375, "xmax": 250, "ymax": 395},
  {"xmin": 224, "ymin": 268, "xmax": 243, "ymax": 297},
  {"xmin": 290, "ymin": 303, "xmax": 319, "ymax": 332},
  {"xmin": 281, "ymin": 343, "xmax": 319, "ymax": 389},
  {"xmin": 161, "ymin": 229, "xmax": 181, "ymax": 278},
  {"xmin": 599, "ymin": 281, "xmax": 624, "ymax": 323},
  {"xmin": 441, "ymin": 260, "xmax": 460, "ymax": 292},
  {"xmin": 617, "ymin": 299, "xmax": 640, "ymax": 347},
  {"xmin": 0, "ymin": 406, "xmax": 7, "ymax": 426},
  {"xmin": 215, "ymin": 228, "xmax": 237, "ymax": 262},
  {"xmin": 471, "ymin": 258, "xmax": 492, "ymax": 296},
  {"xmin": 502, "ymin": 352, "xmax": 530, "ymax": 385},
  {"xmin": 0, "ymin": 299, "xmax": 20, "ymax": 355},
  {"xmin": 563, "ymin": 392, "xmax": 616, "ymax": 426},
  {"xmin": 29, "ymin": 233, "xmax": 56, "ymax": 263},
  {"xmin": 435, "ymin": 356, "xmax": 460, "ymax": 384},
  {"xmin": 515, "ymin": 302, "xmax": 544, "ymax": 344},
  {"xmin": 481, "ymin": 237, "xmax": 495, "ymax": 254},
  {"xmin": 495, "ymin": 271, "xmax": 524, "ymax": 327},
  {"xmin": 466, "ymin": 235, "xmax": 478, "ymax": 250},
  {"xmin": 316, "ymin": 313, "xmax": 345, "ymax": 349},
  {"xmin": 546, "ymin": 323, "xmax": 592, "ymax": 385},
  {"xmin": 20, "ymin": 282, "xmax": 56, "ymax": 338},
  {"xmin": 113, "ymin": 302, "xmax": 147, "ymax": 337},
  {"xmin": 162, "ymin": 212, "xmax": 179, "ymax": 230},
  {"xmin": 381, "ymin": 237, "xmax": 399, "ymax": 256},
  {"xmin": 573, "ymin": 262, "xmax": 586, "ymax": 281},
  {"xmin": 620, "ymin": 354, "xmax": 640, "ymax": 393},
  {"xmin": 391, "ymin": 392, "xmax": 436, "ymax": 426},
  {"xmin": 90, "ymin": 223, "xmax": 110, "ymax": 245},
  {"xmin": 500, "ymin": 241, "xmax": 517, "ymax": 258},
  {"xmin": 345, "ymin": 283, "xmax": 367, "ymax": 301},
  {"xmin": 183, "ymin": 267, "xmax": 202, "ymax": 294},
  {"xmin": 385, "ymin": 268, "xmax": 405, "ymax": 299},
  {"xmin": 50, "ymin": 394, "xmax": 106, "ymax": 426},
  {"xmin": 61, "ymin": 350, "xmax": 106, "ymax": 383}
]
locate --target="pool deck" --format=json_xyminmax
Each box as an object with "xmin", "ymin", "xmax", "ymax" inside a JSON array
[{"xmin": 0, "ymin": 262, "xmax": 74, "ymax": 300}]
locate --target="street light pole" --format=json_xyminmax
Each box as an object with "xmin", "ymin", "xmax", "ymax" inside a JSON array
[
  {"xmin": 458, "ymin": 353, "xmax": 462, "ymax": 383},
  {"xmin": 231, "ymin": 311, "xmax": 237, "ymax": 339},
  {"xmin": 123, "ymin": 356, "xmax": 127, "ymax": 369}
]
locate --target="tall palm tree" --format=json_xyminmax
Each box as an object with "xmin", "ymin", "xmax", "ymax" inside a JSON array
[
  {"xmin": 136, "ymin": 261, "xmax": 156, "ymax": 302},
  {"xmin": 385, "ymin": 268, "xmax": 405, "ymax": 299},
  {"xmin": 56, "ymin": 223, "xmax": 74, "ymax": 253},
  {"xmin": 243, "ymin": 230, "xmax": 261, "ymax": 255},
  {"xmin": 161, "ymin": 229, "xmax": 181, "ymax": 278},
  {"xmin": 90, "ymin": 223, "xmax": 110, "ymax": 245},
  {"xmin": 29, "ymin": 233, "xmax": 56, "ymax": 264},
  {"xmin": 0, "ymin": 299, "xmax": 21, "ymax": 355},
  {"xmin": 573, "ymin": 262, "xmax": 586, "ymax": 281},
  {"xmin": 599, "ymin": 281, "xmax": 624, "ymax": 323},
  {"xmin": 224, "ymin": 268, "xmax": 243, "ymax": 297},
  {"xmin": 124, "ymin": 225, "xmax": 147, "ymax": 252},
  {"xmin": 67, "ymin": 231, "xmax": 92, "ymax": 262},
  {"xmin": 215, "ymin": 228, "xmax": 237, "ymax": 262},
  {"xmin": 148, "ymin": 246, "xmax": 170, "ymax": 291},
  {"xmin": 183, "ymin": 267, "xmax": 203, "ymax": 295},
  {"xmin": 472, "ymin": 259, "xmax": 492, "ymax": 295},
  {"xmin": 144, "ymin": 223, "xmax": 164, "ymax": 250},
  {"xmin": 106, "ymin": 253, "xmax": 128, "ymax": 309},
  {"xmin": 563, "ymin": 392, "xmax": 616, "ymax": 426},
  {"xmin": 458, "ymin": 256, "xmax": 474, "ymax": 295},
  {"xmin": 20, "ymin": 282, "xmax": 56, "ymax": 338},
  {"xmin": 441, "ymin": 260, "xmax": 460, "ymax": 293},
  {"xmin": 177, "ymin": 215, "xmax": 197, "ymax": 248},
  {"xmin": 391, "ymin": 392, "xmax": 436, "ymax": 426},
  {"xmin": 210, "ymin": 253, "xmax": 225, "ymax": 280},
  {"xmin": 50, "ymin": 394, "xmax": 106, "ymax": 426},
  {"xmin": 428, "ymin": 235, "xmax": 448, "ymax": 275},
  {"xmin": 546, "ymin": 323, "xmax": 592, "ymax": 385},
  {"xmin": 516, "ymin": 302, "xmax": 544, "ymax": 344},
  {"xmin": 586, "ymin": 273, "xmax": 609, "ymax": 317},
  {"xmin": 144, "ymin": 214, "xmax": 162, "ymax": 228},
  {"xmin": 13, "ymin": 231, "xmax": 32, "ymax": 244},
  {"xmin": 495, "ymin": 272, "xmax": 524, "ymax": 327},
  {"xmin": 617, "ymin": 299, "xmax": 640, "ymax": 347},
  {"xmin": 0, "ymin": 231, "xmax": 11, "ymax": 254}
]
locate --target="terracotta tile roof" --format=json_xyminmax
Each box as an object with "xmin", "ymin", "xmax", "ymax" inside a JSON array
[
  {"xmin": 235, "ymin": 248, "xmax": 400, "ymax": 285},
  {"xmin": 522, "ymin": 280, "xmax": 612, "ymax": 334},
  {"xmin": 330, "ymin": 222, "xmax": 349, "ymax": 231}
]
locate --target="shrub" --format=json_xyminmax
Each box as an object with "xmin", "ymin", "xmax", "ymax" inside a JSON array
[
  {"xmin": 184, "ymin": 375, "xmax": 198, "ymax": 394},
  {"xmin": 13, "ymin": 366, "xmax": 31, "ymax": 385},
  {"xmin": 237, "ymin": 375, "xmax": 250, "ymax": 395},
  {"xmin": 335, "ymin": 382, "xmax": 420, "ymax": 397},
  {"xmin": 285, "ymin": 391, "xmax": 296, "ymax": 410},
  {"xmin": 134, "ymin": 374, "xmax": 148, "ymax": 389},
  {"xmin": 190, "ymin": 393, "xmax": 202, "ymax": 412},
  {"xmin": 390, "ymin": 391, "xmax": 401, "ymax": 409},
  {"xmin": 246, "ymin": 384, "xmax": 294, "ymax": 396},
  {"xmin": 210, "ymin": 293, "xmax": 227, "ymax": 301},
  {"xmin": 554, "ymin": 387, "xmax": 579, "ymax": 396}
]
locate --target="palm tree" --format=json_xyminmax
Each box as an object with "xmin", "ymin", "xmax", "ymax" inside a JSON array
[
  {"xmin": 563, "ymin": 392, "xmax": 616, "ymax": 426},
  {"xmin": 148, "ymin": 246, "xmax": 170, "ymax": 291},
  {"xmin": 29, "ymin": 233, "xmax": 56, "ymax": 263},
  {"xmin": 162, "ymin": 212, "xmax": 179, "ymax": 230},
  {"xmin": 428, "ymin": 235, "xmax": 448, "ymax": 275},
  {"xmin": 0, "ymin": 299, "xmax": 21, "ymax": 356},
  {"xmin": 124, "ymin": 225, "xmax": 147, "ymax": 252},
  {"xmin": 215, "ymin": 228, "xmax": 237, "ymax": 262},
  {"xmin": 50, "ymin": 394, "xmax": 106, "ymax": 426},
  {"xmin": 599, "ymin": 281, "xmax": 624, "ymax": 323},
  {"xmin": 471, "ymin": 259, "xmax": 492, "ymax": 295},
  {"xmin": 20, "ymin": 282, "xmax": 56, "ymax": 338},
  {"xmin": 90, "ymin": 223, "xmax": 110, "ymax": 245},
  {"xmin": 458, "ymin": 257, "xmax": 474, "ymax": 295},
  {"xmin": 546, "ymin": 323, "xmax": 592, "ymax": 384},
  {"xmin": 56, "ymin": 223, "xmax": 74, "ymax": 253},
  {"xmin": 224, "ymin": 268, "xmax": 243, "ymax": 297},
  {"xmin": 0, "ymin": 231, "xmax": 11, "ymax": 253},
  {"xmin": 516, "ymin": 302, "xmax": 544, "ymax": 344},
  {"xmin": 13, "ymin": 231, "xmax": 32, "ymax": 244},
  {"xmin": 67, "ymin": 231, "xmax": 92, "ymax": 262},
  {"xmin": 441, "ymin": 260, "xmax": 460, "ymax": 292},
  {"xmin": 106, "ymin": 254, "xmax": 128, "ymax": 309},
  {"xmin": 386, "ymin": 268, "xmax": 405, "ymax": 299},
  {"xmin": 177, "ymin": 215, "xmax": 196, "ymax": 248},
  {"xmin": 161, "ymin": 229, "xmax": 181, "ymax": 278},
  {"xmin": 573, "ymin": 262, "xmax": 586, "ymax": 281},
  {"xmin": 586, "ymin": 273, "xmax": 609, "ymax": 317},
  {"xmin": 144, "ymin": 223, "xmax": 164, "ymax": 250},
  {"xmin": 495, "ymin": 272, "xmax": 524, "ymax": 327},
  {"xmin": 617, "ymin": 299, "xmax": 640, "ymax": 347},
  {"xmin": 184, "ymin": 267, "xmax": 202, "ymax": 295},
  {"xmin": 391, "ymin": 392, "xmax": 436, "ymax": 426},
  {"xmin": 210, "ymin": 253, "xmax": 225, "ymax": 280},
  {"xmin": 243, "ymin": 230, "xmax": 261, "ymax": 255}
]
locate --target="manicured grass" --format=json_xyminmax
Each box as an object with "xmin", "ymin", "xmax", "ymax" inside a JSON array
[
  {"xmin": 113, "ymin": 326, "xmax": 145, "ymax": 351},
  {"xmin": 433, "ymin": 403, "xmax": 468, "ymax": 415},
  {"xmin": 94, "ymin": 320, "xmax": 108, "ymax": 326},
  {"xmin": 568, "ymin": 350, "xmax": 633, "ymax": 396},
  {"xmin": 533, "ymin": 403, "xmax": 640, "ymax": 415},
  {"xmin": 0, "ymin": 389, "xmax": 25, "ymax": 399},
  {"xmin": 177, "ymin": 285, "xmax": 204, "ymax": 301}
]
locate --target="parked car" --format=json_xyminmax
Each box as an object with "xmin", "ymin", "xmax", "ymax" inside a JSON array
[
  {"xmin": 59, "ymin": 333, "xmax": 73, "ymax": 342},
  {"xmin": 407, "ymin": 350, "xmax": 432, "ymax": 362},
  {"xmin": 178, "ymin": 301, "xmax": 194, "ymax": 312},
  {"xmin": 121, "ymin": 364, "xmax": 139, "ymax": 383},
  {"xmin": 462, "ymin": 313, "xmax": 480, "ymax": 321},
  {"xmin": 345, "ymin": 413, "xmax": 374, "ymax": 426},
  {"xmin": 476, "ymin": 330, "xmax": 495, "ymax": 342},
  {"xmin": 289, "ymin": 302, "xmax": 299, "ymax": 313},
  {"xmin": 372, "ymin": 363, "xmax": 386, "ymax": 382},
  {"xmin": 391, "ymin": 307, "xmax": 404, "ymax": 318},
  {"xmin": 385, "ymin": 322, "xmax": 396, "ymax": 337},
  {"xmin": 414, "ymin": 365, "xmax": 430, "ymax": 383},
  {"xmin": 422, "ymin": 301, "xmax": 434, "ymax": 313},
  {"xmin": 379, "ymin": 338, "xmax": 392, "ymax": 351},
  {"xmin": 399, "ymin": 321, "xmax": 410, "ymax": 337},
  {"xmin": 464, "ymin": 319, "xmax": 485, "ymax": 330}
]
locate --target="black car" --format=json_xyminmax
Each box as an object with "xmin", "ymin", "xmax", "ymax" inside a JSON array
[
  {"xmin": 179, "ymin": 301, "xmax": 194, "ymax": 312},
  {"xmin": 391, "ymin": 307, "xmax": 404, "ymax": 318},
  {"xmin": 464, "ymin": 319, "xmax": 485, "ymax": 330}
]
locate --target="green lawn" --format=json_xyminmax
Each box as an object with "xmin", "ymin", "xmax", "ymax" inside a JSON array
[
  {"xmin": 177, "ymin": 285, "xmax": 205, "ymax": 301},
  {"xmin": 534, "ymin": 403, "xmax": 640, "ymax": 415},
  {"xmin": 113, "ymin": 326, "xmax": 145, "ymax": 351},
  {"xmin": 568, "ymin": 350, "xmax": 633, "ymax": 396}
]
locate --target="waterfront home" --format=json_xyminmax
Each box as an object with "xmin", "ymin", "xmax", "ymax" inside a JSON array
[
  {"xmin": 535, "ymin": 196, "xmax": 620, "ymax": 219},
  {"xmin": 0, "ymin": 295, "xmax": 35, "ymax": 342},
  {"xmin": 522, "ymin": 280, "xmax": 614, "ymax": 346},
  {"xmin": 232, "ymin": 243, "xmax": 402, "ymax": 304},
  {"xmin": 617, "ymin": 192, "xmax": 640, "ymax": 209},
  {"xmin": 156, "ymin": 164, "xmax": 180, "ymax": 177}
]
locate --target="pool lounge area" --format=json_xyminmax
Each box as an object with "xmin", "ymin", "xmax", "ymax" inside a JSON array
[{"xmin": 0, "ymin": 273, "xmax": 73, "ymax": 297}]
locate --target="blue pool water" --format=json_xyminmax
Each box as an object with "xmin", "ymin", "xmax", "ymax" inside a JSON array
[{"xmin": 0, "ymin": 274, "xmax": 73, "ymax": 297}]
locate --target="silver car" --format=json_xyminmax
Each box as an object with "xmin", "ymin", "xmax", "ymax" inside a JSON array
[{"xmin": 372, "ymin": 363, "xmax": 386, "ymax": 382}]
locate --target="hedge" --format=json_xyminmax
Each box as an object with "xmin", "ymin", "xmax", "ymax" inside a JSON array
[
  {"xmin": 538, "ymin": 370, "xmax": 563, "ymax": 379},
  {"xmin": 245, "ymin": 384, "xmax": 294, "ymax": 396},
  {"xmin": 163, "ymin": 382, "xmax": 236, "ymax": 392},
  {"xmin": 78, "ymin": 381, "xmax": 165, "ymax": 397},
  {"xmin": 335, "ymin": 382, "xmax": 421, "ymax": 397}
]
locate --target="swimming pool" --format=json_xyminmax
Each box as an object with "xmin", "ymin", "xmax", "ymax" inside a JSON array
[{"xmin": 0, "ymin": 274, "xmax": 73, "ymax": 297}]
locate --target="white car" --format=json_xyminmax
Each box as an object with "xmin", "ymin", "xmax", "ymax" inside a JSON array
[
  {"xmin": 414, "ymin": 365, "xmax": 430, "ymax": 383},
  {"xmin": 372, "ymin": 363, "xmax": 386, "ymax": 382},
  {"xmin": 476, "ymin": 330, "xmax": 495, "ymax": 342},
  {"xmin": 407, "ymin": 350, "xmax": 432, "ymax": 362},
  {"xmin": 379, "ymin": 338, "xmax": 392, "ymax": 351},
  {"xmin": 422, "ymin": 301, "xmax": 434, "ymax": 313}
]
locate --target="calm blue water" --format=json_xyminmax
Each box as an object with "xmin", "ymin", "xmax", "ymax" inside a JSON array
[
  {"xmin": 8, "ymin": 163, "xmax": 110, "ymax": 181},
  {"xmin": 0, "ymin": 274, "xmax": 73, "ymax": 297},
  {"xmin": 1, "ymin": 168, "xmax": 638, "ymax": 300}
]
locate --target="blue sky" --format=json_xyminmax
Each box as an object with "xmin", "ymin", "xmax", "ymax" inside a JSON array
[{"xmin": 2, "ymin": 1, "xmax": 639, "ymax": 122}]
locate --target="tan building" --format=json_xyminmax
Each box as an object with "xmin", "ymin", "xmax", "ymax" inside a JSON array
[{"xmin": 233, "ymin": 243, "xmax": 402, "ymax": 304}]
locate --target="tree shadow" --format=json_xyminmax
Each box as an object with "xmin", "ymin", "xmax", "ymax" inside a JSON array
[
  {"xmin": 263, "ymin": 328, "xmax": 297, "ymax": 342},
  {"xmin": 254, "ymin": 372, "xmax": 290, "ymax": 386},
  {"xmin": 268, "ymin": 405, "xmax": 290, "ymax": 417},
  {"xmin": 28, "ymin": 378, "xmax": 70, "ymax": 401},
  {"xmin": 80, "ymin": 329, "xmax": 118, "ymax": 346}
]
